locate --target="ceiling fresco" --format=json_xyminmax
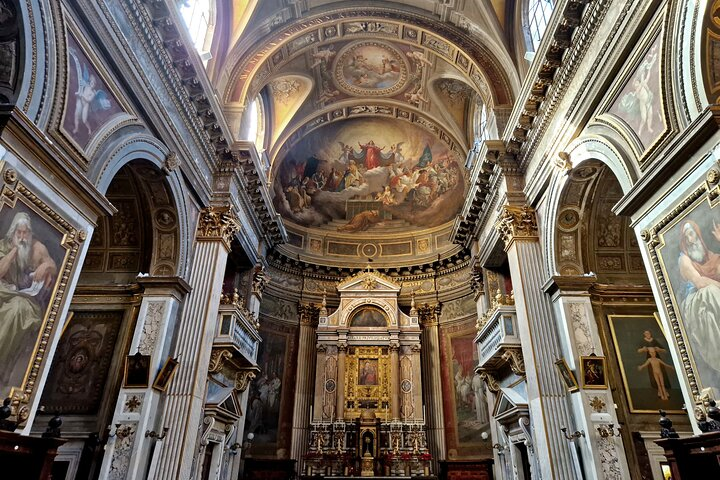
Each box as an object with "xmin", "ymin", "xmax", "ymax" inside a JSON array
[{"xmin": 272, "ymin": 117, "xmax": 465, "ymax": 234}]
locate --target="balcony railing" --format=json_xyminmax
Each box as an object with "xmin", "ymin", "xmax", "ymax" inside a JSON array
[
  {"xmin": 475, "ymin": 303, "xmax": 520, "ymax": 370},
  {"xmin": 214, "ymin": 297, "xmax": 261, "ymax": 364}
]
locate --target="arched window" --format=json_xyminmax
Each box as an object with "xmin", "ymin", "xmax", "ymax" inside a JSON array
[
  {"xmin": 179, "ymin": 0, "xmax": 214, "ymax": 62},
  {"xmin": 246, "ymin": 95, "xmax": 266, "ymax": 152},
  {"xmin": 528, "ymin": 0, "xmax": 554, "ymax": 51}
]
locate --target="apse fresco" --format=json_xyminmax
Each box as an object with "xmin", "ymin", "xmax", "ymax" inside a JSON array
[{"xmin": 272, "ymin": 118, "xmax": 465, "ymax": 233}]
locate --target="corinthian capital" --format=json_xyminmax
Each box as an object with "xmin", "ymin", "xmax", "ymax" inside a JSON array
[
  {"xmin": 196, "ymin": 205, "xmax": 240, "ymax": 247},
  {"xmin": 417, "ymin": 303, "xmax": 442, "ymax": 326},
  {"xmin": 298, "ymin": 303, "xmax": 320, "ymax": 326},
  {"xmin": 495, "ymin": 205, "xmax": 538, "ymax": 248}
]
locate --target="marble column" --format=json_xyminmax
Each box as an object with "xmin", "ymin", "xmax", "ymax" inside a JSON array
[
  {"xmin": 291, "ymin": 303, "xmax": 320, "ymax": 468},
  {"xmin": 390, "ymin": 341, "xmax": 400, "ymax": 420},
  {"xmin": 419, "ymin": 304, "xmax": 445, "ymax": 463},
  {"xmin": 495, "ymin": 205, "xmax": 579, "ymax": 480},
  {"xmin": 336, "ymin": 343, "xmax": 347, "ymax": 420},
  {"xmin": 544, "ymin": 275, "xmax": 630, "ymax": 480},
  {"xmin": 98, "ymin": 277, "xmax": 190, "ymax": 480},
  {"xmin": 154, "ymin": 206, "xmax": 240, "ymax": 480}
]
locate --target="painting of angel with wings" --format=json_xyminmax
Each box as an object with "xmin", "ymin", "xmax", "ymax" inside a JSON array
[{"xmin": 62, "ymin": 35, "xmax": 123, "ymax": 149}]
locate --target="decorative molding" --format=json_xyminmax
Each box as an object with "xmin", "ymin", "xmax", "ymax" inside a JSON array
[
  {"xmin": 495, "ymin": 205, "xmax": 539, "ymax": 249},
  {"xmin": 208, "ymin": 349, "xmax": 233, "ymax": 374},
  {"xmin": 501, "ymin": 347, "xmax": 525, "ymax": 376},
  {"xmin": 234, "ymin": 370, "xmax": 257, "ymax": 393},
  {"xmin": 196, "ymin": 205, "xmax": 240, "ymax": 247},
  {"xmin": 299, "ymin": 303, "xmax": 321, "ymax": 326}
]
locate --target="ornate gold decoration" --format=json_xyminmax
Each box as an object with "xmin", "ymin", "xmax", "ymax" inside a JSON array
[
  {"xmin": 501, "ymin": 347, "xmax": 525, "ymax": 375},
  {"xmin": 554, "ymin": 152, "xmax": 573, "ymax": 172},
  {"xmin": 477, "ymin": 369, "xmax": 500, "ymax": 393},
  {"xmin": 196, "ymin": 205, "xmax": 240, "ymax": 246},
  {"xmin": 251, "ymin": 263, "xmax": 269, "ymax": 296},
  {"xmin": 336, "ymin": 269, "xmax": 400, "ymax": 290},
  {"xmin": 234, "ymin": 370, "xmax": 257, "ymax": 392},
  {"xmin": 707, "ymin": 168, "xmax": 720, "ymax": 185},
  {"xmin": 125, "ymin": 395, "xmax": 143, "ymax": 413},
  {"xmin": 417, "ymin": 303, "xmax": 442, "ymax": 326},
  {"xmin": 477, "ymin": 289, "xmax": 514, "ymax": 331},
  {"xmin": 208, "ymin": 349, "xmax": 233, "ymax": 373},
  {"xmin": 0, "ymin": 173, "xmax": 82, "ymax": 425},
  {"xmin": 495, "ymin": 205, "xmax": 539, "ymax": 248},
  {"xmin": 299, "ymin": 303, "xmax": 321, "ymax": 326},
  {"xmin": 589, "ymin": 396, "xmax": 607, "ymax": 413},
  {"xmin": 3, "ymin": 168, "xmax": 17, "ymax": 184}
]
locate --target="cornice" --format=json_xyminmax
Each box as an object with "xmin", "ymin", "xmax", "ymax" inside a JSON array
[
  {"xmin": 503, "ymin": 0, "xmax": 608, "ymax": 168},
  {"xmin": 266, "ymin": 247, "xmax": 472, "ymax": 284}
]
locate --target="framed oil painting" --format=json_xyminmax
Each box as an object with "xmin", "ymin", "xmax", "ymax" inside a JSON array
[
  {"xmin": 652, "ymin": 190, "xmax": 720, "ymax": 397},
  {"xmin": 349, "ymin": 306, "xmax": 387, "ymax": 327},
  {"xmin": 358, "ymin": 358, "xmax": 379, "ymax": 386},
  {"xmin": 0, "ymin": 169, "xmax": 79, "ymax": 421},
  {"xmin": 580, "ymin": 355, "xmax": 607, "ymax": 389},
  {"xmin": 554, "ymin": 358, "xmax": 579, "ymax": 393},
  {"xmin": 608, "ymin": 314, "xmax": 684, "ymax": 413},
  {"xmin": 152, "ymin": 356, "xmax": 179, "ymax": 392},
  {"xmin": 123, "ymin": 352, "xmax": 150, "ymax": 388}
]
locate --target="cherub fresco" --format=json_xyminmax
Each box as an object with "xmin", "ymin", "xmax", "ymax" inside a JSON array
[{"xmin": 69, "ymin": 47, "xmax": 112, "ymax": 136}]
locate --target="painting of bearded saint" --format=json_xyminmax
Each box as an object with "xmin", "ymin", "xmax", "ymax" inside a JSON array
[
  {"xmin": 0, "ymin": 206, "xmax": 65, "ymax": 398},
  {"xmin": 659, "ymin": 205, "xmax": 720, "ymax": 392}
]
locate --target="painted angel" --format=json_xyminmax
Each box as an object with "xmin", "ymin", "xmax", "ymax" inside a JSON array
[{"xmin": 69, "ymin": 47, "xmax": 112, "ymax": 135}]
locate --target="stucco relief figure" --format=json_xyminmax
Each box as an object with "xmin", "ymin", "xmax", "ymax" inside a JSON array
[
  {"xmin": 677, "ymin": 220, "xmax": 720, "ymax": 384},
  {"xmin": 0, "ymin": 212, "xmax": 58, "ymax": 395}
]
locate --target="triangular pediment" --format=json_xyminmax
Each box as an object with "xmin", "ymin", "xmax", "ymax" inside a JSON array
[
  {"xmin": 336, "ymin": 270, "xmax": 401, "ymax": 293},
  {"xmin": 493, "ymin": 387, "xmax": 528, "ymax": 420}
]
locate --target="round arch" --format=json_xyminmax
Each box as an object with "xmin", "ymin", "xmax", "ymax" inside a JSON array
[
  {"xmin": 89, "ymin": 133, "xmax": 191, "ymax": 277},
  {"xmin": 541, "ymin": 134, "xmax": 638, "ymax": 279}
]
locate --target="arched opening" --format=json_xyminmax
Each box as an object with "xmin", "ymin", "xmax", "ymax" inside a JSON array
[
  {"xmin": 35, "ymin": 160, "xmax": 180, "ymax": 478},
  {"xmin": 553, "ymin": 160, "xmax": 690, "ymax": 479},
  {"xmin": 526, "ymin": 0, "xmax": 555, "ymax": 52},
  {"xmin": 179, "ymin": 0, "xmax": 215, "ymax": 64}
]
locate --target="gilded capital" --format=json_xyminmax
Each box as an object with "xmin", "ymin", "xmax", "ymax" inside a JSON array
[
  {"xmin": 495, "ymin": 205, "xmax": 538, "ymax": 248},
  {"xmin": 196, "ymin": 206, "xmax": 240, "ymax": 246},
  {"xmin": 298, "ymin": 303, "xmax": 321, "ymax": 326},
  {"xmin": 417, "ymin": 303, "xmax": 442, "ymax": 326}
]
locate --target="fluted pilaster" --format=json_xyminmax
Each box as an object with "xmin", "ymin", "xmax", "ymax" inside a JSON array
[
  {"xmin": 154, "ymin": 206, "xmax": 238, "ymax": 480},
  {"xmin": 337, "ymin": 343, "xmax": 347, "ymax": 420},
  {"xmin": 419, "ymin": 304, "xmax": 445, "ymax": 464},
  {"xmin": 291, "ymin": 303, "xmax": 320, "ymax": 468},
  {"xmin": 496, "ymin": 205, "xmax": 579, "ymax": 480},
  {"xmin": 390, "ymin": 342, "xmax": 400, "ymax": 419}
]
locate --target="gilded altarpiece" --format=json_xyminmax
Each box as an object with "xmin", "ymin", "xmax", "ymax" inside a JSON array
[{"xmin": 344, "ymin": 347, "xmax": 391, "ymax": 419}]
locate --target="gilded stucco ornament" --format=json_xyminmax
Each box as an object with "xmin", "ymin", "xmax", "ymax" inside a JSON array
[
  {"xmin": 196, "ymin": 205, "xmax": 240, "ymax": 246},
  {"xmin": 234, "ymin": 370, "xmax": 257, "ymax": 392},
  {"xmin": 495, "ymin": 205, "xmax": 539, "ymax": 248}
]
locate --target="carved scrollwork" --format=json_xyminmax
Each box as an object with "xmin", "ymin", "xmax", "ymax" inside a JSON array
[
  {"xmin": 208, "ymin": 349, "xmax": 233, "ymax": 373},
  {"xmin": 477, "ymin": 369, "xmax": 500, "ymax": 393},
  {"xmin": 299, "ymin": 303, "xmax": 321, "ymax": 326},
  {"xmin": 196, "ymin": 205, "xmax": 240, "ymax": 246},
  {"xmin": 234, "ymin": 370, "xmax": 256, "ymax": 392},
  {"xmin": 162, "ymin": 151, "xmax": 181, "ymax": 175},
  {"xmin": 252, "ymin": 263, "xmax": 269, "ymax": 296},
  {"xmin": 501, "ymin": 347, "xmax": 525, "ymax": 376},
  {"xmin": 495, "ymin": 205, "xmax": 539, "ymax": 248},
  {"xmin": 417, "ymin": 303, "xmax": 442, "ymax": 326}
]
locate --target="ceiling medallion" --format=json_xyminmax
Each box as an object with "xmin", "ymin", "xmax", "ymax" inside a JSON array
[{"xmin": 332, "ymin": 41, "xmax": 409, "ymax": 97}]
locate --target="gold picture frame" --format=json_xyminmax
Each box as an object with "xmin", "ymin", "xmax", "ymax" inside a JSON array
[
  {"xmin": 580, "ymin": 355, "xmax": 608, "ymax": 390},
  {"xmin": 152, "ymin": 357, "xmax": 179, "ymax": 392},
  {"xmin": 0, "ymin": 166, "xmax": 83, "ymax": 425},
  {"xmin": 554, "ymin": 358, "xmax": 579, "ymax": 393}
]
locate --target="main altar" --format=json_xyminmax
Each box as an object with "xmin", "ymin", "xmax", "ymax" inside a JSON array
[{"xmin": 302, "ymin": 271, "xmax": 434, "ymax": 477}]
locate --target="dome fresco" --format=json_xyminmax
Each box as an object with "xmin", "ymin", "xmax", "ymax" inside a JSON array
[{"xmin": 272, "ymin": 117, "xmax": 466, "ymax": 235}]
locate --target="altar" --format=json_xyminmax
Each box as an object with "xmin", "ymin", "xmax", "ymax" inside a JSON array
[{"xmin": 302, "ymin": 271, "xmax": 433, "ymax": 477}]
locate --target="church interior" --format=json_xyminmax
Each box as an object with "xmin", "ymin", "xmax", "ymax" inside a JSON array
[{"xmin": 3, "ymin": 0, "xmax": 720, "ymax": 479}]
